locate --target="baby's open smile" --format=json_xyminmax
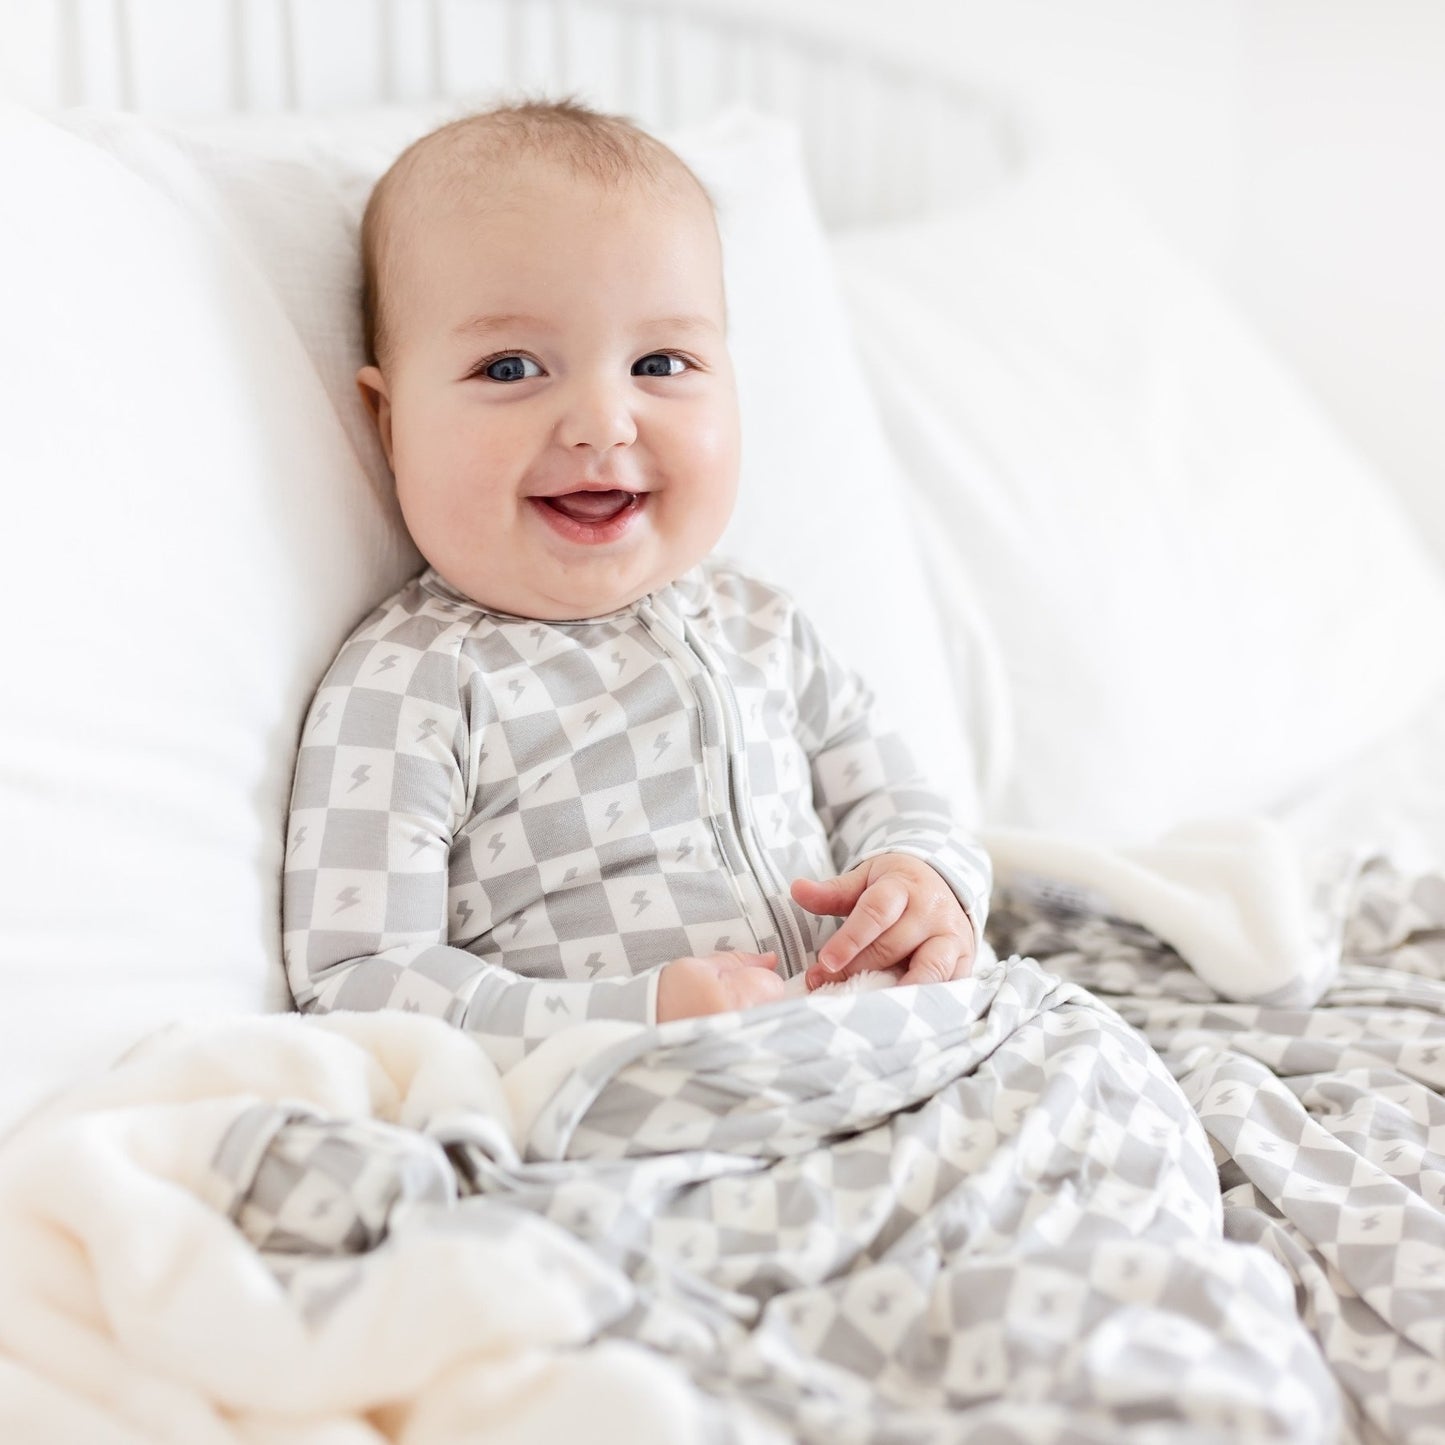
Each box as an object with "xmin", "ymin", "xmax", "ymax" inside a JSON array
[{"xmin": 530, "ymin": 483, "xmax": 648, "ymax": 543}]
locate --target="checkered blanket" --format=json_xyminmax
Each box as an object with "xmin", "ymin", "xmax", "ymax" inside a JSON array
[
  {"xmin": 1, "ymin": 845, "xmax": 1442, "ymax": 1441},
  {"xmin": 986, "ymin": 855, "xmax": 1445, "ymax": 1445}
]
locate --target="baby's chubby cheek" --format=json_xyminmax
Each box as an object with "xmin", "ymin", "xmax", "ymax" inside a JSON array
[
  {"xmin": 674, "ymin": 413, "xmax": 742, "ymax": 524},
  {"xmin": 672, "ymin": 472, "xmax": 740, "ymax": 558}
]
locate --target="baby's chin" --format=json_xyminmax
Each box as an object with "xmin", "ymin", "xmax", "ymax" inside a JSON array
[
  {"xmin": 425, "ymin": 517, "xmax": 722, "ymax": 620},
  {"xmin": 443, "ymin": 566, "xmax": 671, "ymax": 622}
]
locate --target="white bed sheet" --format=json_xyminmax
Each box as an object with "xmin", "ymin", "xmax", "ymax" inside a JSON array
[{"xmin": 1270, "ymin": 679, "xmax": 1445, "ymax": 868}]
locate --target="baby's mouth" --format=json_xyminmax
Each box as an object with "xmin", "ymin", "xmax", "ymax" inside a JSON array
[{"xmin": 541, "ymin": 489, "xmax": 639, "ymax": 524}]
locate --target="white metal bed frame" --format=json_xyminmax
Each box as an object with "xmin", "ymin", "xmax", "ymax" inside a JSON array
[{"xmin": 5, "ymin": 0, "xmax": 1017, "ymax": 227}]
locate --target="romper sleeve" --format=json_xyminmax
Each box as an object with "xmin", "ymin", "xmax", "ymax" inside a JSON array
[
  {"xmin": 788, "ymin": 606, "xmax": 992, "ymax": 942},
  {"xmin": 282, "ymin": 616, "xmax": 658, "ymax": 1070}
]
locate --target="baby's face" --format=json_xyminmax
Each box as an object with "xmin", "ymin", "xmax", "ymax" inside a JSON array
[{"xmin": 359, "ymin": 166, "xmax": 739, "ymax": 620}]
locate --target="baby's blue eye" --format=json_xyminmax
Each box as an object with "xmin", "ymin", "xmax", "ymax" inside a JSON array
[
  {"xmin": 482, "ymin": 355, "xmax": 541, "ymax": 382},
  {"xmin": 632, "ymin": 353, "xmax": 687, "ymax": 378}
]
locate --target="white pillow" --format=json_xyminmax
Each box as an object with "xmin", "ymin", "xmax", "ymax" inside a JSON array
[
  {"xmin": 0, "ymin": 101, "xmax": 420, "ymax": 1129},
  {"xmin": 832, "ymin": 154, "xmax": 1445, "ymax": 844},
  {"xmin": 0, "ymin": 101, "xmax": 977, "ymax": 1128}
]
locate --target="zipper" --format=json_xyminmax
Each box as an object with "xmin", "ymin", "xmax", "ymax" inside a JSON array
[
  {"xmin": 637, "ymin": 601, "xmax": 808, "ymax": 978},
  {"xmin": 687, "ymin": 621, "xmax": 810, "ymax": 978}
]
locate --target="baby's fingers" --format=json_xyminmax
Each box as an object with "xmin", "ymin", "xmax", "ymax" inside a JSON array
[
  {"xmin": 815, "ymin": 877, "xmax": 909, "ymax": 975},
  {"xmin": 896, "ymin": 934, "xmax": 969, "ymax": 989},
  {"xmin": 720, "ymin": 953, "xmax": 785, "ymax": 1009}
]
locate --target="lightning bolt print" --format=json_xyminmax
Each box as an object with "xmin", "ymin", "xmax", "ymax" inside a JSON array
[
  {"xmin": 544, "ymin": 995, "xmax": 570, "ymax": 1015},
  {"xmin": 456, "ymin": 898, "xmax": 473, "ymax": 929},
  {"xmin": 310, "ymin": 701, "xmax": 331, "ymax": 731},
  {"xmin": 604, "ymin": 801, "xmax": 623, "ymax": 831},
  {"xmin": 652, "ymin": 732, "xmax": 671, "ymax": 761},
  {"xmin": 487, "ymin": 832, "xmax": 506, "ymax": 862},
  {"xmin": 631, "ymin": 890, "xmax": 651, "ymax": 916},
  {"xmin": 374, "ymin": 654, "xmax": 399, "ymax": 674},
  {"xmin": 584, "ymin": 951, "xmax": 605, "ymax": 976},
  {"xmin": 611, "ymin": 650, "xmax": 626, "ymax": 677},
  {"xmin": 409, "ymin": 830, "xmax": 430, "ymax": 857},
  {"xmin": 333, "ymin": 886, "xmax": 361, "ymax": 914},
  {"xmin": 347, "ymin": 765, "xmax": 371, "ymax": 792},
  {"xmin": 583, "ymin": 709, "xmax": 601, "ymax": 732},
  {"xmin": 415, "ymin": 718, "xmax": 438, "ymax": 743},
  {"xmin": 289, "ymin": 824, "xmax": 308, "ymax": 854},
  {"xmin": 676, "ymin": 839, "xmax": 692, "ymax": 862},
  {"xmin": 507, "ymin": 678, "xmax": 526, "ymax": 701}
]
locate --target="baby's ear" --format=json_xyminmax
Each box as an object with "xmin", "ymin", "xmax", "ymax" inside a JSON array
[{"xmin": 355, "ymin": 365, "xmax": 394, "ymax": 468}]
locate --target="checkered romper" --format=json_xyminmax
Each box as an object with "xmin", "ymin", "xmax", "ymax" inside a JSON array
[{"xmin": 283, "ymin": 560, "xmax": 991, "ymax": 1066}]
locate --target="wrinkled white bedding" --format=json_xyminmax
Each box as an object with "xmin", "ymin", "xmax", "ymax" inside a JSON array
[{"xmin": 1270, "ymin": 680, "xmax": 1445, "ymax": 870}]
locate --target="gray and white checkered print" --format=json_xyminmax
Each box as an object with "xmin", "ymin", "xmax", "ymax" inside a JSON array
[
  {"xmin": 211, "ymin": 851, "xmax": 1445, "ymax": 1439},
  {"xmin": 283, "ymin": 561, "xmax": 990, "ymax": 1068},
  {"xmin": 217, "ymin": 953, "xmax": 1342, "ymax": 1440},
  {"xmin": 988, "ymin": 855, "xmax": 1445, "ymax": 1444}
]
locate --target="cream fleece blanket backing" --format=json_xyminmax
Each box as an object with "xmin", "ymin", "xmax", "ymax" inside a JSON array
[
  {"xmin": 985, "ymin": 815, "xmax": 1362, "ymax": 1008},
  {"xmin": 0, "ymin": 1011, "xmax": 722, "ymax": 1445}
]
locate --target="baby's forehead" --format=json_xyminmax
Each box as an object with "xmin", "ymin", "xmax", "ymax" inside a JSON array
[
  {"xmin": 380, "ymin": 114, "xmax": 707, "ymax": 246},
  {"xmin": 399, "ymin": 151, "xmax": 649, "ymax": 229},
  {"xmin": 384, "ymin": 163, "xmax": 712, "ymax": 303}
]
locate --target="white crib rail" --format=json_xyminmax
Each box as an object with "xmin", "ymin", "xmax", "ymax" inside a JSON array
[{"xmin": 4, "ymin": 0, "xmax": 1017, "ymax": 227}]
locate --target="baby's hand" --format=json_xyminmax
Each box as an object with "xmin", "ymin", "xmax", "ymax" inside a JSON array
[
  {"xmin": 657, "ymin": 950, "xmax": 784, "ymax": 1023},
  {"xmin": 792, "ymin": 855, "xmax": 975, "ymax": 991}
]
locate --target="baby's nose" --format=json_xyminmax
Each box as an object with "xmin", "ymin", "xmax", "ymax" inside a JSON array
[{"xmin": 556, "ymin": 377, "xmax": 638, "ymax": 451}]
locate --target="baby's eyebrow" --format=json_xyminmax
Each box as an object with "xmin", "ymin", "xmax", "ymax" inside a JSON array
[
  {"xmin": 644, "ymin": 314, "xmax": 721, "ymax": 336},
  {"xmin": 451, "ymin": 312, "xmax": 555, "ymax": 338},
  {"xmin": 450, "ymin": 312, "xmax": 721, "ymax": 339}
]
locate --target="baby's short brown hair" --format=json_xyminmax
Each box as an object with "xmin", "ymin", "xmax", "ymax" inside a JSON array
[{"xmin": 360, "ymin": 98, "xmax": 711, "ymax": 370}]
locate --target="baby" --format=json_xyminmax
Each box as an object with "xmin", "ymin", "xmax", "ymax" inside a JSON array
[{"xmin": 281, "ymin": 100, "xmax": 991, "ymax": 1066}]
